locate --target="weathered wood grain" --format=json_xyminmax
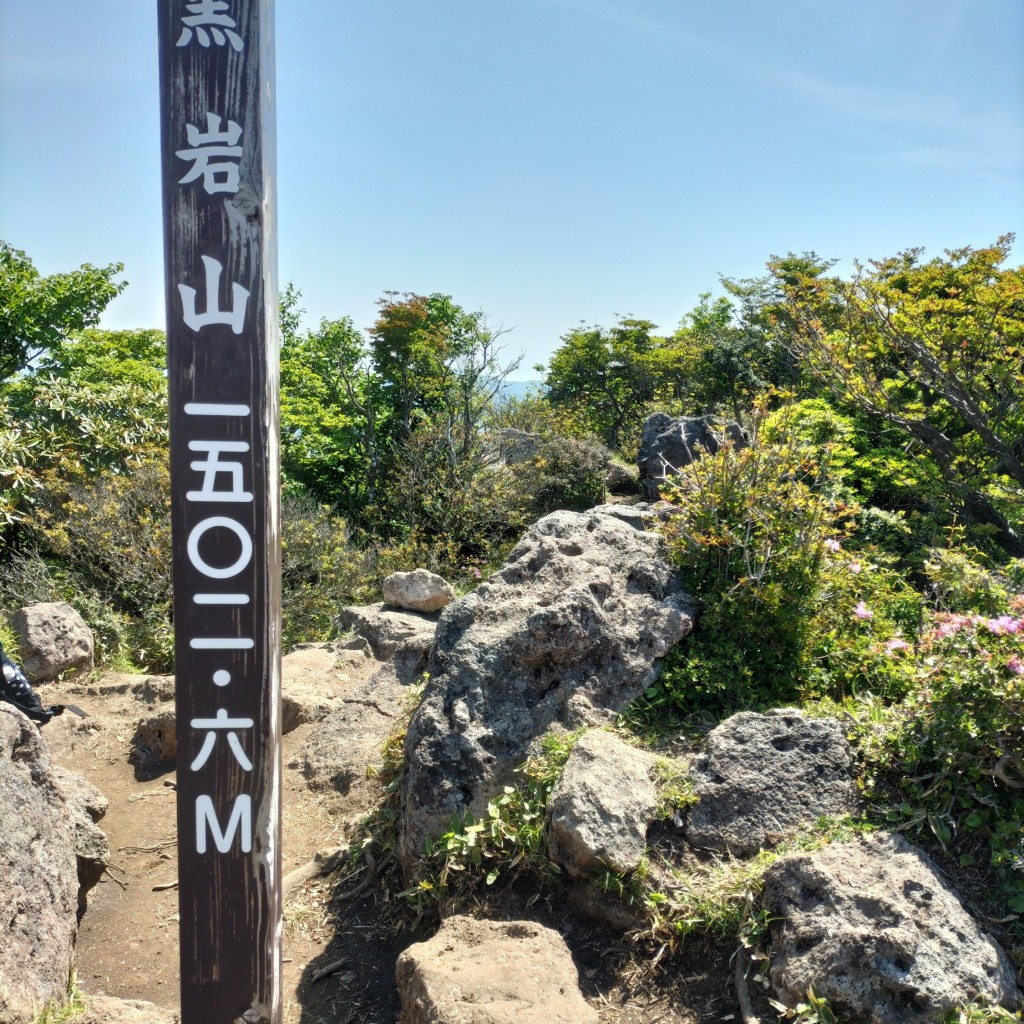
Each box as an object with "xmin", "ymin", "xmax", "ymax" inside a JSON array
[{"xmin": 157, "ymin": 2, "xmax": 281, "ymax": 1021}]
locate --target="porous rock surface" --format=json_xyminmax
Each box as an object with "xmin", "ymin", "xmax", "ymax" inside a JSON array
[
  {"xmin": 280, "ymin": 644, "xmax": 368, "ymax": 732},
  {"xmin": 50, "ymin": 764, "xmax": 110, "ymax": 913},
  {"xmin": 77, "ymin": 995, "xmax": 179, "ymax": 1024},
  {"xmin": 637, "ymin": 412, "xmax": 745, "ymax": 500},
  {"xmin": 685, "ymin": 708, "xmax": 858, "ymax": 855},
  {"xmin": 396, "ymin": 916, "xmax": 598, "ymax": 1024},
  {"xmin": 399, "ymin": 509, "xmax": 694, "ymax": 876},
  {"xmin": 0, "ymin": 705, "xmax": 79, "ymax": 1023},
  {"xmin": 338, "ymin": 603, "xmax": 438, "ymax": 681},
  {"xmin": 547, "ymin": 729, "xmax": 660, "ymax": 877},
  {"xmin": 13, "ymin": 601, "xmax": 94, "ymax": 683},
  {"xmin": 764, "ymin": 831, "xmax": 1021, "ymax": 1022},
  {"xmin": 382, "ymin": 568, "xmax": 456, "ymax": 614}
]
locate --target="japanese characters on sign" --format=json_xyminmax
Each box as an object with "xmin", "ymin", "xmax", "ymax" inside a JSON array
[
  {"xmin": 158, "ymin": 0, "xmax": 280, "ymax": 1019},
  {"xmin": 174, "ymin": 0, "xmax": 257, "ymax": 862}
]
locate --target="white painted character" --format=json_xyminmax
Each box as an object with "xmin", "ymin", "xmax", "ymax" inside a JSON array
[
  {"xmin": 177, "ymin": 114, "xmax": 243, "ymax": 195},
  {"xmin": 187, "ymin": 441, "xmax": 254, "ymax": 503},
  {"xmin": 191, "ymin": 708, "xmax": 255, "ymax": 772},
  {"xmin": 179, "ymin": 256, "xmax": 249, "ymax": 335},
  {"xmin": 177, "ymin": 0, "xmax": 243, "ymax": 51}
]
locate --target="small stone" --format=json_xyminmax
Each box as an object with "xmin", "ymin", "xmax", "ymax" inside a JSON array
[
  {"xmin": 382, "ymin": 568, "xmax": 456, "ymax": 614},
  {"xmin": 132, "ymin": 709, "xmax": 177, "ymax": 764}
]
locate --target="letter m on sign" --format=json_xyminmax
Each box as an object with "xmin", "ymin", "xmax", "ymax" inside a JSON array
[{"xmin": 196, "ymin": 794, "xmax": 253, "ymax": 854}]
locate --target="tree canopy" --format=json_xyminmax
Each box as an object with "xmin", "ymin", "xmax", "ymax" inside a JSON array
[
  {"xmin": 0, "ymin": 241, "xmax": 125, "ymax": 382},
  {"xmin": 777, "ymin": 235, "xmax": 1024, "ymax": 553}
]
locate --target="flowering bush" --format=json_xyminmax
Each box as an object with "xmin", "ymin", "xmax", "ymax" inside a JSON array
[{"xmin": 858, "ymin": 608, "xmax": 1024, "ymax": 926}]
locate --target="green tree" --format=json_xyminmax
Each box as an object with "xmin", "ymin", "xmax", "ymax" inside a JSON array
[
  {"xmin": 777, "ymin": 235, "xmax": 1024, "ymax": 555},
  {"xmin": 0, "ymin": 242, "xmax": 125, "ymax": 382},
  {"xmin": 280, "ymin": 311, "xmax": 377, "ymax": 512},
  {"xmin": 672, "ymin": 293, "xmax": 769, "ymax": 420},
  {"xmin": 542, "ymin": 317, "xmax": 680, "ymax": 450}
]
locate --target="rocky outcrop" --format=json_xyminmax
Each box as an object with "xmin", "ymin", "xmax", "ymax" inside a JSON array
[
  {"xmin": 77, "ymin": 995, "xmax": 179, "ymax": 1024},
  {"xmin": 382, "ymin": 569, "xmax": 456, "ymax": 614},
  {"xmin": 398, "ymin": 509, "xmax": 694, "ymax": 877},
  {"xmin": 764, "ymin": 832, "xmax": 1021, "ymax": 1022},
  {"xmin": 637, "ymin": 413, "xmax": 745, "ymax": 500},
  {"xmin": 338, "ymin": 603, "xmax": 438, "ymax": 682},
  {"xmin": 684, "ymin": 709, "xmax": 858, "ymax": 855},
  {"xmin": 50, "ymin": 765, "xmax": 110, "ymax": 915},
  {"xmin": 605, "ymin": 461, "xmax": 640, "ymax": 495},
  {"xmin": 12, "ymin": 601, "xmax": 94, "ymax": 683},
  {"xmin": 291, "ymin": 663, "xmax": 406, "ymax": 810},
  {"xmin": 0, "ymin": 705, "xmax": 79, "ymax": 1023},
  {"xmin": 396, "ymin": 916, "xmax": 598, "ymax": 1024},
  {"xmin": 547, "ymin": 730, "xmax": 660, "ymax": 878},
  {"xmin": 280, "ymin": 645, "xmax": 368, "ymax": 732}
]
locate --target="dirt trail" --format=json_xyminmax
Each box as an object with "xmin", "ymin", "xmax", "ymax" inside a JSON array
[{"xmin": 40, "ymin": 652, "xmax": 395, "ymax": 1023}]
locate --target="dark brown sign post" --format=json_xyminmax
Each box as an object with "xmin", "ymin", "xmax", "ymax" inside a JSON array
[{"xmin": 157, "ymin": 2, "xmax": 281, "ymax": 1021}]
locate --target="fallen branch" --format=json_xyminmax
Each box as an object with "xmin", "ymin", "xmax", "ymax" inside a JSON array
[
  {"xmin": 282, "ymin": 846, "xmax": 349, "ymax": 900},
  {"xmin": 338, "ymin": 848, "xmax": 377, "ymax": 901},
  {"xmin": 311, "ymin": 957, "xmax": 349, "ymax": 983}
]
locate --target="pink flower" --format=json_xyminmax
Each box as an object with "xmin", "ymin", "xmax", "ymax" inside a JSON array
[
  {"xmin": 472, "ymin": 568, "xmax": 482, "ymax": 579},
  {"xmin": 848, "ymin": 561, "xmax": 862, "ymax": 575},
  {"xmin": 854, "ymin": 602, "xmax": 874, "ymax": 620},
  {"xmin": 985, "ymin": 615, "xmax": 1022, "ymax": 636},
  {"xmin": 885, "ymin": 638, "xmax": 910, "ymax": 654},
  {"xmin": 825, "ymin": 539, "xmax": 842, "ymax": 553},
  {"xmin": 1007, "ymin": 656, "xmax": 1024, "ymax": 676}
]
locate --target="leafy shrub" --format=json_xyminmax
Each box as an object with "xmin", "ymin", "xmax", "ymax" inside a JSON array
[
  {"xmin": 803, "ymin": 541, "xmax": 922, "ymax": 702},
  {"xmin": 657, "ymin": 409, "xmax": 851, "ymax": 710},
  {"xmin": 0, "ymin": 546, "xmax": 160, "ymax": 670},
  {"xmin": 925, "ymin": 541, "xmax": 1011, "ymax": 616},
  {"xmin": 280, "ymin": 490, "xmax": 374, "ymax": 651},
  {"xmin": 526, "ymin": 435, "xmax": 608, "ymax": 516}
]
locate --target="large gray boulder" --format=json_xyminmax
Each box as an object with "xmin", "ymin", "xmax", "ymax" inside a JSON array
[
  {"xmin": 382, "ymin": 568, "xmax": 456, "ymax": 614},
  {"xmin": 764, "ymin": 832, "xmax": 1021, "ymax": 1022},
  {"xmin": 0, "ymin": 705, "xmax": 79, "ymax": 1023},
  {"xmin": 637, "ymin": 413, "xmax": 745, "ymax": 500},
  {"xmin": 396, "ymin": 916, "xmax": 598, "ymax": 1024},
  {"xmin": 398, "ymin": 509, "xmax": 694, "ymax": 877},
  {"xmin": 12, "ymin": 601, "xmax": 94, "ymax": 683},
  {"xmin": 547, "ymin": 730, "xmax": 659, "ymax": 878},
  {"xmin": 684, "ymin": 709, "xmax": 858, "ymax": 855}
]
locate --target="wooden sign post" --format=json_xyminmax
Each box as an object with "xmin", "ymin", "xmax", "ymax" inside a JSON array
[{"xmin": 157, "ymin": 2, "xmax": 281, "ymax": 1021}]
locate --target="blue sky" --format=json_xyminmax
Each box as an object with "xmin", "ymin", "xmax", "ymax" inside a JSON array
[{"xmin": 1, "ymin": 1, "xmax": 1021, "ymax": 377}]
